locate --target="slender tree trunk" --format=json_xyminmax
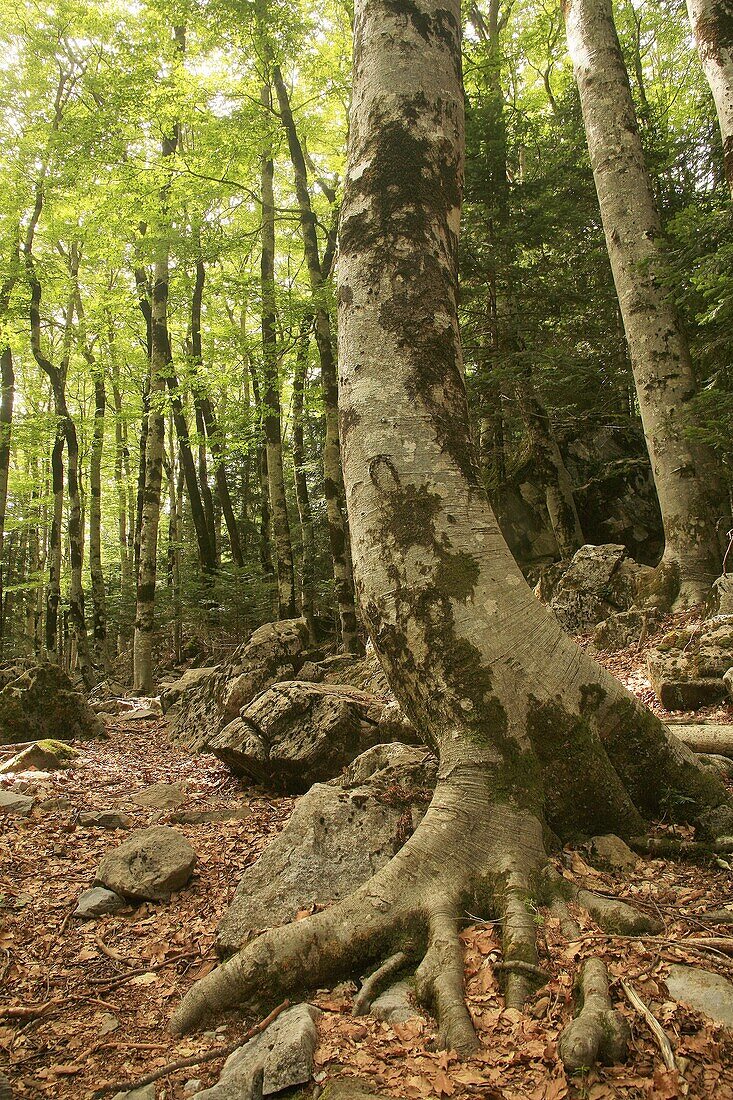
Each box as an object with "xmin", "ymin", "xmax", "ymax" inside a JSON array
[
  {"xmin": 687, "ymin": 0, "xmax": 733, "ymax": 196},
  {"xmin": 564, "ymin": 0, "xmax": 725, "ymax": 604},
  {"xmin": 0, "ymin": 343, "xmax": 14, "ymax": 648},
  {"xmin": 172, "ymin": 0, "xmax": 732, "ymax": 1054},
  {"xmin": 46, "ymin": 426, "xmax": 64, "ymax": 655},
  {"xmin": 249, "ymin": 362, "xmax": 275, "ymax": 577},
  {"xmin": 273, "ymin": 66, "xmax": 359, "ymax": 650},
  {"xmin": 88, "ymin": 372, "xmax": 107, "ymax": 662},
  {"xmin": 165, "ymin": 361, "xmax": 216, "ymax": 571},
  {"xmin": 191, "ymin": 258, "xmax": 244, "ymax": 566},
  {"xmin": 514, "ymin": 376, "xmax": 584, "ymax": 558},
  {"xmin": 260, "ymin": 84, "xmax": 296, "ymax": 618},
  {"xmin": 292, "ymin": 313, "xmax": 317, "ymax": 638}
]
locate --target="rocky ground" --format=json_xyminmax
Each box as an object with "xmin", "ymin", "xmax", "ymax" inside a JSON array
[{"xmin": 1, "ymin": 622, "xmax": 733, "ymax": 1100}]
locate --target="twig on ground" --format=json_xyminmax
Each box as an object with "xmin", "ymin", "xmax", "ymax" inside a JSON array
[
  {"xmin": 621, "ymin": 978, "xmax": 686, "ymax": 1090},
  {"xmin": 92, "ymin": 998, "xmax": 290, "ymax": 1097},
  {"xmin": 88, "ymin": 950, "xmax": 197, "ymax": 991}
]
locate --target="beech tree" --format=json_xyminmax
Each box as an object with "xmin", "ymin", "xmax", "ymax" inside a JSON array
[
  {"xmin": 564, "ymin": 0, "xmax": 726, "ymax": 605},
  {"xmin": 169, "ymin": 0, "xmax": 732, "ymax": 1066},
  {"xmin": 687, "ymin": 0, "xmax": 733, "ymax": 196}
]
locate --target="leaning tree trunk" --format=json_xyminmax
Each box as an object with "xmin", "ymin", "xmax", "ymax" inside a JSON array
[
  {"xmin": 170, "ymin": 0, "xmax": 731, "ymax": 1066},
  {"xmin": 564, "ymin": 0, "xmax": 725, "ymax": 605},
  {"xmin": 687, "ymin": 0, "xmax": 733, "ymax": 196},
  {"xmin": 260, "ymin": 88, "xmax": 296, "ymax": 618},
  {"xmin": 273, "ymin": 66, "xmax": 360, "ymax": 652}
]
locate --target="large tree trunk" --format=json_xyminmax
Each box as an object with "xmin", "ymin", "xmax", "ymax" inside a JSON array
[
  {"xmin": 687, "ymin": 0, "xmax": 733, "ymax": 196},
  {"xmin": 273, "ymin": 66, "xmax": 360, "ymax": 652},
  {"xmin": 260, "ymin": 87, "xmax": 296, "ymax": 618},
  {"xmin": 171, "ymin": 0, "xmax": 732, "ymax": 1062},
  {"xmin": 564, "ymin": 0, "xmax": 725, "ymax": 605}
]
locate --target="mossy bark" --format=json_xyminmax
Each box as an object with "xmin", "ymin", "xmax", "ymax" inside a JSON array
[{"xmin": 169, "ymin": 0, "xmax": 733, "ymax": 1059}]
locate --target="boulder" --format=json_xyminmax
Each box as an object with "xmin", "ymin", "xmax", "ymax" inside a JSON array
[
  {"xmin": 160, "ymin": 665, "xmax": 218, "ymax": 713},
  {"xmin": 542, "ymin": 544, "xmax": 651, "ymax": 633},
  {"xmin": 665, "ymin": 964, "xmax": 733, "ymax": 1027},
  {"xmin": 78, "ymin": 810, "xmax": 133, "ymax": 830},
  {"xmin": 371, "ymin": 979, "xmax": 419, "ymax": 1024},
  {"xmin": 218, "ymin": 742, "xmax": 436, "ymax": 955},
  {"xmin": 725, "ymin": 666, "xmax": 733, "ymax": 703},
  {"xmin": 0, "ymin": 739, "xmax": 81, "ymax": 774},
  {"xmin": 647, "ymin": 618, "xmax": 733, "ymax": 711},
  {"xmin": 593, "ymin": 609, "xmax": 661, "ymax": 652},
  {"xmin": 0, "ymin": 663, "xmax": 104, "ymax": 746},
  {"xmin": 588, "ymin": 834, "xmax": 637, "ymax": 870},
  {"xmin": 131, "ymin": 781, "xmax": 187, "ymax": 810},
  {"xmin": 0, "ymin": 790, "xmax": 34, "ymax": 816},
  {"xmin": 170, "ymin": 619, "xmax": 311, "ymax": 752},
  {"xmin": 74, "ymin": 887, "xmax": 127, "ymax": 919},
  {"xmin": 96, "ymin": 826, "xmax": 197, "ymax": 901},
  {"xmin": 712, "ymin": 574, "xmax": 733, "ymax": 617},
  {"xmin": 208, "ymin": 680, "xmax": 409, "ymax": 793},
  {"xmin": 194, "ymin": 1003, "xmax": 320, "ymax": 1099}
]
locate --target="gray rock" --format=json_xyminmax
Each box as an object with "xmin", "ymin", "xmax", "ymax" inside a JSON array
[
  {"xmin": 79, "ymin": 810, "xmax": 133, "ymax": 830},
  {"xmin": 170, "ymin": 619, "xmax": 311, "ymax": 753},
  {"xmin": 0, "ymin": 662, "xmax": 104, "ymax": 746},
  {"xmin": 112, "ymin": 1085, "xmax": 156, "ymax": 1100},
  {"xmin": 183, "ymin": 1081, "xmax": 203, "ymax": 1096},
  {"xmin": 593, "ymin": 609, "xmax": 661, "ymax": 652},
  {"xmin": 0, "ymin": 739, "xmax": 81, "ymax": 774},
  {"xmin": 218, "ymin": 743, "xmax": 436, "ymax": 954},
  {"xmin": 132, "ymin": 781, "xmax": 187, "ymax": 809},
  {"xmin": 666, "ymin": 963, "xmax": 733, "ymax": 1027},
  {"xmin": 588, "ymin": 834, "xmax": 638, "ymax": 870},
  {"xmin": 545, "ymin": 544, "xmax": 649, "ymax": 633},
  {"xmin": 160, "ymin": 666, "xmax": 218, "ymax": 713},
  {"xmin": 0, "ymin": 790, "xmax": 34, "ymax": 816},
  {"xmin": 208, "ymin": 681, "xmax": 396, "ymax": 793},
  {"xmin": 195, "ymin": 1004, "xmax": 320, "ymax": 1099},
  {"xmin": 647, "ymin": 619, "xmax": 733, "ymax": 711},
  {"xmin": 74, "ymin": 887, "xmax": 127, "ymax": 919},
  {"xmin": 371, "ymin": 979, "xmax": 419, "ymax": 1024},
  {"xmin": 712, "ymin": 575, "xmax": 733, "ymax": 617},
  {"xmin": 96, "ymin": 826, "xmax": 197, "ymax": 901}
]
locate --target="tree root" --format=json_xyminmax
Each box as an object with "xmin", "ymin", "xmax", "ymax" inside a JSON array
[
  {"xmin": 353, "ymin": 951, "xmax": 408, "ymax": 1016},
  {"xmin": 559, "ymin": 958, "xmax": 630, "ymax": 1071},
  {"xmin": 545, "ymin": 869, "xmax": 663, "ymax": 936}
]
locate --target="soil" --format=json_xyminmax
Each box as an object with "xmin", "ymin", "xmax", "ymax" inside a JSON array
[{"xmin": 1, "ymin": 616, "xmax": 733, "ymax": 1099}]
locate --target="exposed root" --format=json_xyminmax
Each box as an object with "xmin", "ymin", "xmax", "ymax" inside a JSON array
[
  {"xmin": 353, "ymin": 951, "xmax": 408, "ymax": 1016},
  {"xmin": 498, "ymin": 866, "xmax": 543, "ymax": 1008},
  {"xmin": 574, "ymin": 887, "xmax": 663, "ymax": 936},
  {"xmin": 629, "ymin": 836, "xmax": 733, "ymax": 861},
  {"xmin": 559, "ymin": 958, "xmax": 630, "ymax": 1072},
  {"xmin": 415, "ymin": 906, "xmax": 478, "ymax": 1054}
]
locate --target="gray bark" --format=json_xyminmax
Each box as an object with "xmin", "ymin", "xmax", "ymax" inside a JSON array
[
  {"xmin": 564, "ymin": 0, "xmax": 725, "ymax": 605},
  {"xmin": 687, "ymin": 0, "xmax": 733, "ymax": 196}
]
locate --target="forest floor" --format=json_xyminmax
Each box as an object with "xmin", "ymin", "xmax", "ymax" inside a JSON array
[{"xmin": 2, "ymin": 616, "xmax": 733, "ymax": 1100}]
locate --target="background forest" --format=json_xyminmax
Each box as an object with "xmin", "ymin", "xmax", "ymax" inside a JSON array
[{"xmin": 0, "ymin": 0, "xmax": 730, "ymax": 684}]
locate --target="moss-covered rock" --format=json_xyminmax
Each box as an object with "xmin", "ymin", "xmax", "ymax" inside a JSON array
[
  {"xmin": 0, "ymin": 739, "xmax": 82, "ymax": 773},
  {"xmin": 0, "ymin": 663, "xmax": 104, "ymax": 746}
]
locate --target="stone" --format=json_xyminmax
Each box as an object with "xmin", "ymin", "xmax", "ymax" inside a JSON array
[
  {"xmin": 588, "ymin": 834, "xmax": 638, "ymax": 870},
  {"xmin": 74, "ymin": 887, "xmax": 127, "ymax": 919},
  {"xmin": 647, "ymin": 619, "xmax": 733, "ymax": 711},
  {"xmin": 371, "ymin": 979, "xmax": 419, "ymax": 1024},
  {"xmin": 78, "ymin": 810, "xmax": 133, "ymax": 830},
  {"xmin": 544, "ymin": 544, "xmax": 649, "ymax": 633},
  {"xmin": 665, "ymin": 964, "xmax": 733, "ymax": 1028},
  {"xmin": 0, "ymin": 739, "xmax": 81, "ymax": 774},
  {"xmin": 712, "ymin": 575, "xmax": 733, "ymax": 617},
  {"xmin": 170, "ymin": 619, "xmax": 311, "ymax": 753},
  {"xmin": 183, "ymin": 1081, "xmax": 202, "ymax": 1096},
  {"xmin": 169, "ymin": 805, "xmax": 250, "ymax": 825},
  {"xmin": 218, "ymin": 743, "xmax": 436, "ymax": 954},
  {"xmin": 96, "ymin": 826, "xmax": 197, "ymax": 901},
  {"xmin": 160, "ymin": 666, "xmax": 218, "ymax": 713},
  {"xmin": 131, "ymin": 781, "xmax": 187, "ymax": 809},
  {"xmin": 195, "ymin": 1004, "xmax": 320, "ymax": 1099},
  {"xmin": 0, "ymin": 790, "xmax": 34, "ymax": 816},
  {"xmin": 0, "ymin": 662, "xmax": 104, "ymax": 746},
  {"xmin": 208, "ymin": 681, "xmax": 399, "ymax": 793},
  {"xmin": 112, "ymin": 1086, "xmax": 156, "ymax": 1100},
  {"xmin": 593, "ymin": 609, "xmax": 661, "ymax": 652},
  {"xmin": 98, "ymin": 1012, "xmax": 120, "ymax": 1035}
]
